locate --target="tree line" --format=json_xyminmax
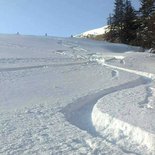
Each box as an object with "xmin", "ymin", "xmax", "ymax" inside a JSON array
[{"xmin": 105, "ymin": 0, "xmax": 155, "ymax": 51}]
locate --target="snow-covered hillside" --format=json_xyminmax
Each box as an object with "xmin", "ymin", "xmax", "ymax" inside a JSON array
[
  {"xmin": 74, "ymin": 25, "xmax": 108, "ymax": 38},
  {"xmin": 0, "ymin": 34, "xmax": 155, "ymax": 155}
]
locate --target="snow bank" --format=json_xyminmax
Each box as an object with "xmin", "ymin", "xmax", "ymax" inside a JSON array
[
  {"xmin": 92, "ymin": 103, "xmax": 155, "ymax": 154},
  {"xmin": 91, "ymin": 84, "xmax": 155, "ymax": 154}
]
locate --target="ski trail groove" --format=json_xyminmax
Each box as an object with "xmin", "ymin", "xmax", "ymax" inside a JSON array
[
  {"xmin": 62, "ymin": 77, "xmax": 148, "ymax": 134},
  {"xmin": 0, "ymin": 62, "xmax": 88, "ymax": 72},
  {"xmin": 93, "ymin": 55, "xmax": 155, "ymax": 154},
  {"xmin": 62, "ymin": 77, "xmax": 147, "ymax": 155}
]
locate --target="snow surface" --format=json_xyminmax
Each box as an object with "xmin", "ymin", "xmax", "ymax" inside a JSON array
[
  {"xmin": 74, "ymin": 25, "xmax": 108, "ymax": 38},
  {"xmin": 0, "ymin": 34, "xmax": 155, "ymax": 155}
]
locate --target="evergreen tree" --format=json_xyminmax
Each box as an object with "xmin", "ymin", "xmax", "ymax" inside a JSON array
[
  {"xmin": 112, "ymin": 0, "xmax": 125, "ymax": 42},
  {"xmin": 105, "ymin": 0, "xmax": 137, "ymax": 44},
  {"xmin": 151, "ymin": 12, "xmax": 155, "ymax": 49},
  {"xmin": 105, "ymin": 14, "xmax": 115, "ymax": 42},
  {"xmin": 122, "ymin": 0, "xmax": 137, "ymax": 44},
  {"xmin": 139, "ymin": 0, "xmax": 155, "ymax": 48},
  {"xmin": 107, "ymin": 14, "xmax": 112, "ymax": 25},
  {"xmin": 105, "ymin": 0, "xmax": 125, "ymax": 42},
  {"xmin": 105, "ymin": 0, "xmax": 155, "ymax": 50},
  {"xmin": 149, "ymin": 1, "xmax": 155, "ymax": 49}
]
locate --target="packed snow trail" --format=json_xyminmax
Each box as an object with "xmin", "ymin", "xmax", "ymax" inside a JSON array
[{"xmin": 62, "ymin": 77, "xmax": 148, "ymax": 146}]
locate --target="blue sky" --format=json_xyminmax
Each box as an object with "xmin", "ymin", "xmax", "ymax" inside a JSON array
[{"xmin": 0, "ymin": 0, "xmax": 140, "ymax": 37}]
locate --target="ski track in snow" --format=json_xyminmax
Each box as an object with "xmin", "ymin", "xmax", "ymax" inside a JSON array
[
  {"xmin": 95, "ymin": 58, "xmax": 155, "ymax": 154},
  {"xmin": 0, "ymin": 62, "xmax": 88, "ymax": 72},
  {"xmin": 61, "ymin": 42, "xmax": 155, "ymax": 154},
  {"xmin": 62, "ymin": 77, "xmax": 149, "ymax": 155},
  {"xmin": 62, "ymin": 78, "xmax": 148, "ymax": 130}
]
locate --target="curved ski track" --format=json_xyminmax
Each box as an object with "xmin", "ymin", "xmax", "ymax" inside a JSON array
[{"xmin": 61, "ymin": 42, "xmax": 155, "ymax": 155}]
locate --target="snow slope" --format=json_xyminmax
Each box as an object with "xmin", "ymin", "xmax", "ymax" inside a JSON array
[
  {"xmin": 74, "ymin": 25, "xmax": 108, "ymax": 38},
  {"xmin": 0, "ymin": 34, "xmax": 155, "ymax": 155}
]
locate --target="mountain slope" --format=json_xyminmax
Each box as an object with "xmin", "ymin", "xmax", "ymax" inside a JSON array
[
  {"xmin": 74, "ymin": 25, "xmax": 108, "ymax": 38},
  {"xmin": 0, "ymin": 34, "xmax": 155, "ymax": 155}
]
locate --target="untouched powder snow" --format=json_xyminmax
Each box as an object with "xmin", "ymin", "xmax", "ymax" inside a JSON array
[{"xmin": 0, "ymin": 34, "xmax": 155, "ymax": 155}]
